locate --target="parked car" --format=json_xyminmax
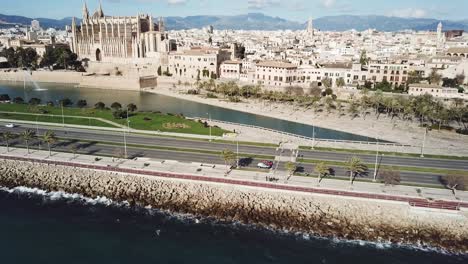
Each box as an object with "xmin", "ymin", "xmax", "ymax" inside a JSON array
[
  {"xmin": 5, "ymin": 123, "xmax": 17, "ymax": 128},
  {"xmin": 257, "ymin": 160, "xmax": 273, "ymax": 169}
]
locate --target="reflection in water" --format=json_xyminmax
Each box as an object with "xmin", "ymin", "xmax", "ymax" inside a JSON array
[{"xmin": 0, "ymin": 81, "xmax": 375, "ymax": 141}]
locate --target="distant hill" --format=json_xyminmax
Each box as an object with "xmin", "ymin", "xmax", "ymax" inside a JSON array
[{"xmin": 0, "ymin": 12, "xmax": 467, "ymax": 32}]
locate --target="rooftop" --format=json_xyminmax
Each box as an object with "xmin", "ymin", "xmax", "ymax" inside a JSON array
[{"xmin": 256, "ymin": 61, "xmax": 297, "ymax": 69}]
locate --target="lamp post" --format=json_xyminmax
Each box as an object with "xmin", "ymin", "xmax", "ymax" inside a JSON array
[
  {"xmin": 373, "ymin": 137, "xmax": 379, "ymax": 182},
  {"xmin": 236, "ymin": 132, "xmax": 239, "ymax": 168},
  {"xmin": 420, "ymin": 127, "xmax": 427, "ymax": 158},
  {"xmin": 206, "ymin": 112, "xmax": 212, "ymax": 142},
  {"xmin": 56, "ymin": 100, "xmax": 65, "ymax": 128},
  {"xmin": 312, "ymin": 125, "xmax": 316, "ymax": 150}
]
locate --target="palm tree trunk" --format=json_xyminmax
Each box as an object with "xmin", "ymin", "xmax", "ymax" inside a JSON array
[
  {"xmin": 350, "ymin": 171, "xmax": 353, "ymax": 185},
  {"xmin": 26, "ymin": 142, "xmax": 29, "ymax": 154},
  {"xmin": 48, "ymin": 143, "xmax": 51, "ymax": 157}
]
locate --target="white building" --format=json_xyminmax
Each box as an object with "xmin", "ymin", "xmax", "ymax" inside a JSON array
[
  {"xmin": 408, "ymin": 83, "xmax": 465, "ymax": 99},
  {"xmin": 31, "ymin": 20, "xmax": 41, "ymax": 31}
]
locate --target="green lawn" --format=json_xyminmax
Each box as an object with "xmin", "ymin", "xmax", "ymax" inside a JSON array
[
  {"xmin": 0, "ymin": 103, "xmax": 229, "ymax": 136},
  {"xmin": 0, "ymin": 112, "xmax": 116, "ymax": 128}
]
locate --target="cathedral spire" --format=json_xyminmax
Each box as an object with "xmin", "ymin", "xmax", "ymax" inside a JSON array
[
  {"xmin": 82, "ymin": 1, "xmax": 89, "ymax": 20},
  {"xmin": 98, "ymin": 0, "xmax": 104, "ymax": 17}
]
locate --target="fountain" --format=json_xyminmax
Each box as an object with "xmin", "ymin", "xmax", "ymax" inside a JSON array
[{"xmin": 23, "ymin": 71, "xmax": 48, "ymax": 92}]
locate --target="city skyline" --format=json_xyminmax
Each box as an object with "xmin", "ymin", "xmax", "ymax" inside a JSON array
[{"xmin": 1, "ymin": 0, "xmax": 468, "ymax": 22}]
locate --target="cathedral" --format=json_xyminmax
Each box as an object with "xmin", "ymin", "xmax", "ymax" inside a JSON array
[{"xmin": 70, "ymin": 2, "xmax": 174, "ymax": 63}]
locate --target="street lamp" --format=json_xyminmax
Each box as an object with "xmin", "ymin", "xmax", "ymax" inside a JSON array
[
  {"xmin": 373, "ymin": 137, "xmax": 379, "ymax": 182},
  {"xmin": 206, "ymin": 112, "xmax": 212, "ymax": 142},
  {"xmin": 420, "ymin": 127, "xmax": 427, "ymax": 158},
  {"xmin": 236, "ymin": 132, "xmax": 240, "ymax": 168},
  {"xmin": 56, "ymin": 100, "xmax": 65, "ymax": 128},
  {"xmin": 312, "ymin": 125, "xmax": 316, "ymax": 150}
]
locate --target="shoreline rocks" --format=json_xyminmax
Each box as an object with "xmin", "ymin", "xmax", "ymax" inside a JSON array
[{"xmin": 0, "ymin": 159, "xmax": 467, "ymax": 253}]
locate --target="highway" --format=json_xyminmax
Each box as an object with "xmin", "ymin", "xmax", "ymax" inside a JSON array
[
  {"xmin": 0, "ymin": 123, "xmax": 460, "ymax": 186},
  {"xmin": 1, "ymin": 123, "xmax": 466, "ymax": 171}
]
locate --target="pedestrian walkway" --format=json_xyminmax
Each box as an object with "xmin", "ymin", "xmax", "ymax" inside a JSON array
[{"xmin": 1, "ymin": 146, "xmax": 467, "ymax": 212}]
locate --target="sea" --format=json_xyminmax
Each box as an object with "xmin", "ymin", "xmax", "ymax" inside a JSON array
[{"xmin": 0, "ymin": 186, "xmax": 466, "ymax": 264}]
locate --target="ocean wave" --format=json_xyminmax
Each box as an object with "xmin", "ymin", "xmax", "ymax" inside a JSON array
[
  {"xmin": 0, "ymin": 186, "xmax": 120, "ymax": 207},
  {"xmin": 0, "ymin": 185, "xmax": 462, "ymax": 256}
]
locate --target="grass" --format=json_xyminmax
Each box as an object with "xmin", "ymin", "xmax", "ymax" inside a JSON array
[
  {"xmin": 299, "ymin": 146, "xmax": 468, "ymax": 160},
  {"xmin": 0, "ymin": 112, "xmax": 116, "ymax": 128},
  {"xmin": 0, "ymin": 103, "xmax": 229, "ymax": 136}
]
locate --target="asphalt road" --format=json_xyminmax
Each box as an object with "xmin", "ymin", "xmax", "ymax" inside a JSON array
[
  {"xmin": 2, "ymin": 131, "xmax": 444, "ymax": 186},
  {"xmin": 1, "ymin": 123, "xmax": 466, "ymax": 172}
]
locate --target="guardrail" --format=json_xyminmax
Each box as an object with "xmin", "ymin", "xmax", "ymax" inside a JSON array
[
  {"xmin": 1, "ymin": 154, "xmax": 465, "ymax": 211},
  {"xmin": 192, "ymin": 117, "xmax": 413, "ymax": 148}
]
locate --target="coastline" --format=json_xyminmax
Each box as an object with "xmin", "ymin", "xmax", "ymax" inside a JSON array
[{"xmin": 1, "ymin": 158, "xmax": 467, "ymax": 253}]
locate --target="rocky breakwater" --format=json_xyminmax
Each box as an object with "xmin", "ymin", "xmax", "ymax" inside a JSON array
[{"xmin": 0, "ymin": 159, "xmax": 467, "ymax": 253}]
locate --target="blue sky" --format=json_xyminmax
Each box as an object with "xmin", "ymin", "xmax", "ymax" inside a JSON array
[{"xmin": 1, "ymin": 0, "xmax": 466, "ymax": 22}]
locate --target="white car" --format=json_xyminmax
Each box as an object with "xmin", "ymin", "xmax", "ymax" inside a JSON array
[
  {"xmin": 5, "ymin": 123, "xmax": 16, "ymax": 128},
  {"xmin": 257, "ymin": 160, "xmax": 274, "ymax": 169}
]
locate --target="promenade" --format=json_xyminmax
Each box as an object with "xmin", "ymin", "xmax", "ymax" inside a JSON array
[{"xmin": 1, "ymin": 146, "xmax": 467, "ymax": 212}]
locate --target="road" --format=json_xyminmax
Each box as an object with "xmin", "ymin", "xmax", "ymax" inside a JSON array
[
  {"xmin": 0, "ymin": 123, "xmax": 455, "ymax": 186},
  {"xmin": 1, "ymin": 123, "xmax": 466, "ymax": 171}
]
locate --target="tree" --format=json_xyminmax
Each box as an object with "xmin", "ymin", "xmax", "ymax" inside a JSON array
[
  {"xmin": 157, "ymin": 66, "xmax": 162, "ymax": 76},
  {"xmin": 13, "ymin": 97, "xmax": 24, "ymax": 104},
  {"xmin": 42, "ymin": 131, "xmax": 57, "ymax": 157},
  {"xmin": 345, "ymin": 156, "xmax": 368, "ymax": 185},
  {"xmin": 455, "ymin": 73, "xmax": 465, "ymax": 86},
  {"xmin": 59, "ymin": 98, "xmax": 73, "ymax": 107},
  {"xmin": 336, "ymin": 77, "xmax": 346, "ymax": 88},
  {"xmin": 21, "ymin": 129, "xmax": 36, "ymax": 154},
  {"xmin": 76, "ymin": 99, "xmax": 88, "ymax": 108},
  {"xmin": 314, "ymin": 162, "xmax": 330, "ymax": 184},
  {"xmin": 285, "ymin": 161, "xmax": 297, "ymax": 179},
  {"xmin": 111, "ymin": 102, "xmax": 122, "ymax": 110},
  {"xmin": 70, "ymin": 144, "xmax": 80, "ymax": 159},
  {"xmin": 220, "ymin": 149, "xmax": 236, "ymax": 173},
  {"xmin": 28, "ymin": 97, "xmax": 41, "ymax": 105},
  {"xmin": 127, "ymin": 103, "xmax": 137, "ymax": 113},
  {"xmin": 322, "ymin": 78, "xmax": 332, "ymax": 89},
  {"xmin": 428, "ymin": 69, "xmax": 442, "ymax": 85},
  {"xmin": 359, "ymin": 50, "xmax": 369, "ymax": 65},
  {"xmin": 1, "ymin": 132, "xmax": 15, "ymax": 152},
  {"xmin": 94, "ymin": 102, "xmax": 106, "ymax": 110},
  {"xmin": 441, "ymin": 174, "xmax": 466, "ymax": 196},
  {"xmin": 0, "ymin": 94, "xmax": 10, "ymax": 102},
  {"xmin": 113, "ymin": 148, "xmax": 125, "ymax": 161},
  {"xmin": 378, "ymin": 168, "xmax": 401, "ymax": 186}
]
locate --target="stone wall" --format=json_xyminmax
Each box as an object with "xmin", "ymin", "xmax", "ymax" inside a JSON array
[
  {"xmin": 0, "ymin": 70, "xmax": 157, "ymax": 91},
  {"xmin": 0, "ymin": 70, "xmax": 82, "ymax": 84},
  {"xmin": 0, "ymin": 159, "xmax": 466, "ymax": 253}
]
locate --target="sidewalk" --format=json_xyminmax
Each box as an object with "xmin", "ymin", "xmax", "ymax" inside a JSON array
[{"xmin": 1, "ymin": 146, "xmax": 467, "ymax": 211}]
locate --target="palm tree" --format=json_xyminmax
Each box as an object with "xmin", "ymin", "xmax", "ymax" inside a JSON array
[
  {"xmin": 1, "ymin": 132, "xmax": 15, "ymax": 152},
  {"xmin": 220, "ymin": 149, "xmax": 236, "ymax": 174},
  {"xmin": 70, "ymin": 144, "xmax": 79, "ymax": 159},
  {"xmin": 314, "ymin": 162, "xmax": 330, "ymax": 185},
  {"xmin": 345, "ymin": 156, "xmax": 368, "ymax": 185},
  {"xmin": 21, "ymin": 129, "xmax": 36, "ymax": 154},
  {"xmin": 285, "ymin": 161, "xmax": 297, "ymax": 180},
  {"xmin": 42, "ymin": 130, "xmax": 57, "ymax": 157}
]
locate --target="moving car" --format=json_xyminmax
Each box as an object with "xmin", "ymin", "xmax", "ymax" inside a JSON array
[
  {"xmin": 257, "ymin": 160, "xmax": 273, "ymax": 169},
  {"xmin": 4, "ymin": 123, "xmax": 17, "ymax": 128}
]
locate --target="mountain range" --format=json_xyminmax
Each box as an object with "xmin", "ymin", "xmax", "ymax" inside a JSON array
[{"xmin": 1, "ymin": 12, "xmax": 467, "ymax": 32}]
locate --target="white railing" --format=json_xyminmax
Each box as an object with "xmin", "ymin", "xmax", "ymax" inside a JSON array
[{"xmin": 191, "ymin": 117, "xmax": 413, "ymax": 148}]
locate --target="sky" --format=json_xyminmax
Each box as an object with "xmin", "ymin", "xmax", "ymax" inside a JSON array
[{"xmin": 0, "ymin": 0, "xmax": 467, "ymax": 22}]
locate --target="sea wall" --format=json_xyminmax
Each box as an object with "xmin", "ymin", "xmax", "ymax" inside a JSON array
[
  {"xmin": 0, "ymin": 70, "xmax": 156, "ymax": 90},
  {"xmin": 0, "ymin": 159, "xmax": 467, "ymax": 253},
  {"xmin": 0, "ymin": 70, "xmax": 82, "ymax": 83}
]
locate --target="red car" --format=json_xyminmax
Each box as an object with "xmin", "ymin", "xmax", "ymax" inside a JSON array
[{"xmin": 257, "ymin": 160, "xmax": 273, "ymax": 169}]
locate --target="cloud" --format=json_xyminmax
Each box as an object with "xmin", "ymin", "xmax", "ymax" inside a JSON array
[
  {"xmin": 247, "ymin": 0, "xmax": 280, "ymax": 9},
  {"xmin": 320, "ymin": 0, "xmax": 336, "ymax": 9},
  {"xmin": 388, "ymin": 8, "xmax": 428, "ymax": 18}
]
